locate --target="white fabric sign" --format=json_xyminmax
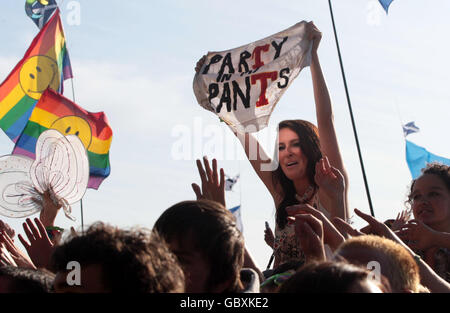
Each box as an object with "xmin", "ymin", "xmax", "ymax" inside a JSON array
[{"xmin": 193, "ymin": 21, "xmax": 312, "ymax": 132}]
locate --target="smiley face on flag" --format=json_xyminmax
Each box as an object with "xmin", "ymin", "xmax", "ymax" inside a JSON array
[
  {"xmin": 51, "ymin": 116, "xmax": 93, "ymax": 149},
  {"xmin": 19, "ymin": 55, "xmax": 60, "ymax": 100}
]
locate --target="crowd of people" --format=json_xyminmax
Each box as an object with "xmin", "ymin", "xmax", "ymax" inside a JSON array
[{"xmin": 0, "ymin": 22, "xmax": 449, "ymax": 294}]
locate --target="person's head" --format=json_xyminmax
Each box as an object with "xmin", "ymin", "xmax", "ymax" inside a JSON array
[
  {"xmin": 407, "ymin": 163, "xmax": 450, "ymax": 232},
  {"xmin": 273, "ymin": 120, "xmax": 322, "ymax": 228},
  {"xmin": 51, "ymin": 223, "xmax": 184, "ymax": 293},
  {"xmin": 334, "ymin": 235, "xmax": 420, "ymax": 293},
  {"xmin": 278, "ymin": 261, "xmax": 388, "ymax": 293},
  {"xmin": 261, "ymin": 260, "xmax": 304, "ymax": 293},
  {"xmin": 0, "ymin": 266, "xmax": 54, "ymax": 293},
  {"xmin": 153, "ymin": 200, "xmax": 244, "ymax": 293}
]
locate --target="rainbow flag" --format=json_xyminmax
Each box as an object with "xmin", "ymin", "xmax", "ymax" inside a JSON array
[
  {"xmin": 13, "ymin": 89, "xmax": 113, "ymax": 189},
  {"xmin": 0, "ymin": 10, "xmax": 72, "ymax": 143}
]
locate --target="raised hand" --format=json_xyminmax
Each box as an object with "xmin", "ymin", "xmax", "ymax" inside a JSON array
[
  {"xmin": 0, "ymin": 242, "xmax": 17, "ymax": 267},
  {"xmin": 0, "ymin": 230, "xmax": 36, "ymax": 269},
  {"xmin": 331, "ymin": 217, "xmax": 363, "ymax": 239},
  {"xmin": 293, "ymin": 213, "xmax": 326, "ymax": 262},
  {"xmin": 315, "ymin": 157, "xmax": 345, "ymax": 197},
  {"xmin": 306, "ymin": 21, "xmax": 322, "ymax": 54},
  {"xmin": 287, "ymin": 203, "xmax": 345, "ymax": 251},
  {"xmin": 352, "ymin": 208, "xmax": 400, "ymax": 242},
  {"xmin": 34, "ymin": 188, "xmax": 62, "ymax": 228},
  {"xmin": 195, "ymin": 55, "xmax": 207, "ymax": 73},
  {"xmin": 18, "ymin": 218, "xmax": 54, "ymax": 270},
  {"xmin": 396, "ymin": 220, "xmax": 438, "ymax": 251},
  {"xmin": 192, "ymin": 157, "xmax": 226, "ymax": 207},
  {"xmin": 391, "ymin": 209, "xmax": 411, "ymax": 232},
  {"xmin": 0, "ymin": 220, "xmax": 15, "ymax": 240},
  {"xmin": 314, "ymin": 157, "xmax": 346, "ymax": 218}
]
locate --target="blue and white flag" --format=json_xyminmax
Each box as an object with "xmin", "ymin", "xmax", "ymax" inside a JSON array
[
  {"xmin": 403, "ymin": 121, "xmax": 420, "ymax": 137},
  {"xmin": 378, "ymin": 0, "xmax": 394, "ymax": 14},
  {"xmin": 25, "ymin": 0, "xmax": 58, "ymax": 29},
  {"xmin": 225, "ymin": 174, "xmax": 240, "ymax": 191},
  {"xmin": 406, "ymin": 140, "xmax": 450, "ymax": 179},
  {"xmin": 229, "ymin": 205, "xmax": 243, "ymax": 233}
]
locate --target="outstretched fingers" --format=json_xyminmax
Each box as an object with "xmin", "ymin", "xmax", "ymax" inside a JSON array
[
  {"xmin": 192, "ymin": 183, "xmax": 202, "ymax": 200},
  {"xmin": 18, "ymin": 234, "xmax": 31, "ymax": 251},
  {"xmin": 332, "ymin": 217, "xmax": 362, "ymax": 238},
  {"xmin": 26, "ymin": 218, "xmax": 41, "ymax": 240},
  {"xmin": 196, "ymin": 159, "xmax": 207, "ymax": 185},
  {"xmin": 203, "ymin": 156, "xmax": 213, "ymax": 183},
  {"xmin": 219, "ymin": 168, "xmax": 225, "ymax": 191},
  {"xmin": 34, "ymin": 218, "xmax": 51, "ymax": 243}
]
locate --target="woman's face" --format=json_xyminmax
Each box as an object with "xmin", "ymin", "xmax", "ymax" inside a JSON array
[
  {"xmin": 410, "ymin": 174, "xmax": 450, "ymax": 230},
  {"xmin": 278, "ymin": 127, "xmax": 308, "ymax": 181}
]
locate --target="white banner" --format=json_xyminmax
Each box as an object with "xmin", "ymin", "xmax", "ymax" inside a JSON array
[{"xmin": 193, "ymin": 21, "xmax": 312, "ymax": 132}]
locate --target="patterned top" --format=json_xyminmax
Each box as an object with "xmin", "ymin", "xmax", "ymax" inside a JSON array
[
  {"xmin": 273, "ymin": 193, "xmax": 329, "ymax": 267},
  {"xmin": 417, "ymin": 247, "xmax": 450, "ymax": 283},
  {"xmin": 273, "ymin": 219, "xmax": 305, "ymax": 266}
]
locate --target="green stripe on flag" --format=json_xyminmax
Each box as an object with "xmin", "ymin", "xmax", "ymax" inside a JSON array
[
  {"xmin": 22, "ymin": 121, "xmax": 49, "ymax": 139},
  {"xmin": 0, "ymin": 96, "xmax": 37, "ymax": 131},
  {"xmin": 88, "ymin": 150, "xmax": 110, "ymax": 169}
]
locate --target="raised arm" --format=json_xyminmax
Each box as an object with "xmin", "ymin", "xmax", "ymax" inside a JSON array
[
  {"xmin": 234, "ymin": 131, "xmax": 280, "ymax": 200},
  {"xmin": 195, "ymin": 56, "xmax": 280, "ymax": 200},
  {"xmin": 308, "ymin": 22, "xmax": 349, "ymax": 219}
]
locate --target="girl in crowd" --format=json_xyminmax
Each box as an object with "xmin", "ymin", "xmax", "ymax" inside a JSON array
[
  {"xmin": 196, "ymin": 22, "xmax": 348, "ymax": 268},
  {"xmin": 239, "ymin": 22, "xmax": 348, "ymax": 268},
  {"xmin": 398, "ymin": 163, "xmax": 450, "ymax": 282}
]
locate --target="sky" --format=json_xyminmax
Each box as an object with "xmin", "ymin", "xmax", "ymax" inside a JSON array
[{"xmin": 0, "ymin": 0, "xmax": 449, "ymax": 270}]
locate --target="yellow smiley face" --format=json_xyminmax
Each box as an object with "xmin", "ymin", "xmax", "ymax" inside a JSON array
[
  {"xmin": 50, "ymin": 116, "xmax": 92, "ymax": 149},
  {"xmin": 19, "ymin": 55, "xmax": 60, "ymax": 100}
]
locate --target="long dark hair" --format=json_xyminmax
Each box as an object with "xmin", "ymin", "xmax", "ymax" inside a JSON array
[{"xmin": 272, "ymin": 120, "xmax": 322, "ymax": 229}]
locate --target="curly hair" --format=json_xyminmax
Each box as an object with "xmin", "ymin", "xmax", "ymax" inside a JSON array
[
  {"xmin": 51, "ymin": 223, "xmax": 184, "ymax": 293},
  {"xmin": 0, "ymin": 266, "xmax": 54, "ymax": 293},
  {"xmin": 272, "ymin": 120, "xmax": 322, "ymax": 229},
  {"xmin": 406, "ymin": 163, "xmax": 450, "ymax": 207}
]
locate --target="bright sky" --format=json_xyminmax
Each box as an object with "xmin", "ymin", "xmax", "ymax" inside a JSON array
[{"xmin": 1, "ymin": 0, "xmax": 449, "ymax": 270}]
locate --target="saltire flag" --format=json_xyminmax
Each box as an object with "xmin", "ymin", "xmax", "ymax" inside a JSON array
[
  {"xmin": 13, "ymin": 89, "xmax": 113, "ymax": 189},
  {"xmin": 25, "ymin": 0, "xmax": 58, "ymax": 29},
  {"xmin": 403, "ymin": 121, "xmax": 420, "ymax": 137},
  {"xmin": 193, "ymin": 21, "xmax": 312, "ymax": 132},
  {"xmin": 0, "ymin": 10, "xmax": 72, "ymax": 143},
  {"xmin": 229, "ymin": 205, "xmax": 243, "ymax": 233},
  {"xmin": 225, "ymin": 174, "xmax": 240, "ymax": 191},
  {"xmin": 378, "ymin": 0, "xmax": 394, "ymax": 14},
  {"xmin": 406, "ymin": 140, "xmax": 450, "ymax": 179}
]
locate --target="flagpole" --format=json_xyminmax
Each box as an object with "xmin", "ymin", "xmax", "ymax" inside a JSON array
[
  {"xmin": 70, "ymin": 77, "xmax": 85, "ymax": 233},
  {"xmin": 394, "ymin": 100, "xmax": 406, "ymax": 139},
  {"xmin": 327, "ymin": 0, "xmax": 375, "ymax": 217}
]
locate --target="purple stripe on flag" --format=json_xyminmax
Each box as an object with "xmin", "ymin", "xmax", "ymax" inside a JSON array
[
  {"xmin": 88, "ymin": 176, "xmax": 104, "ymax": 190},
  {"xmin": 63, "ymin": 65, "xmax": 73, "ymax": 80},
  {"xmin": 63, "ymin": 52, "xmax": 73, "ymax": 79},
  {"xmin": 12, "ymin": 146, "xmax": 36, "ymax": 159}
]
